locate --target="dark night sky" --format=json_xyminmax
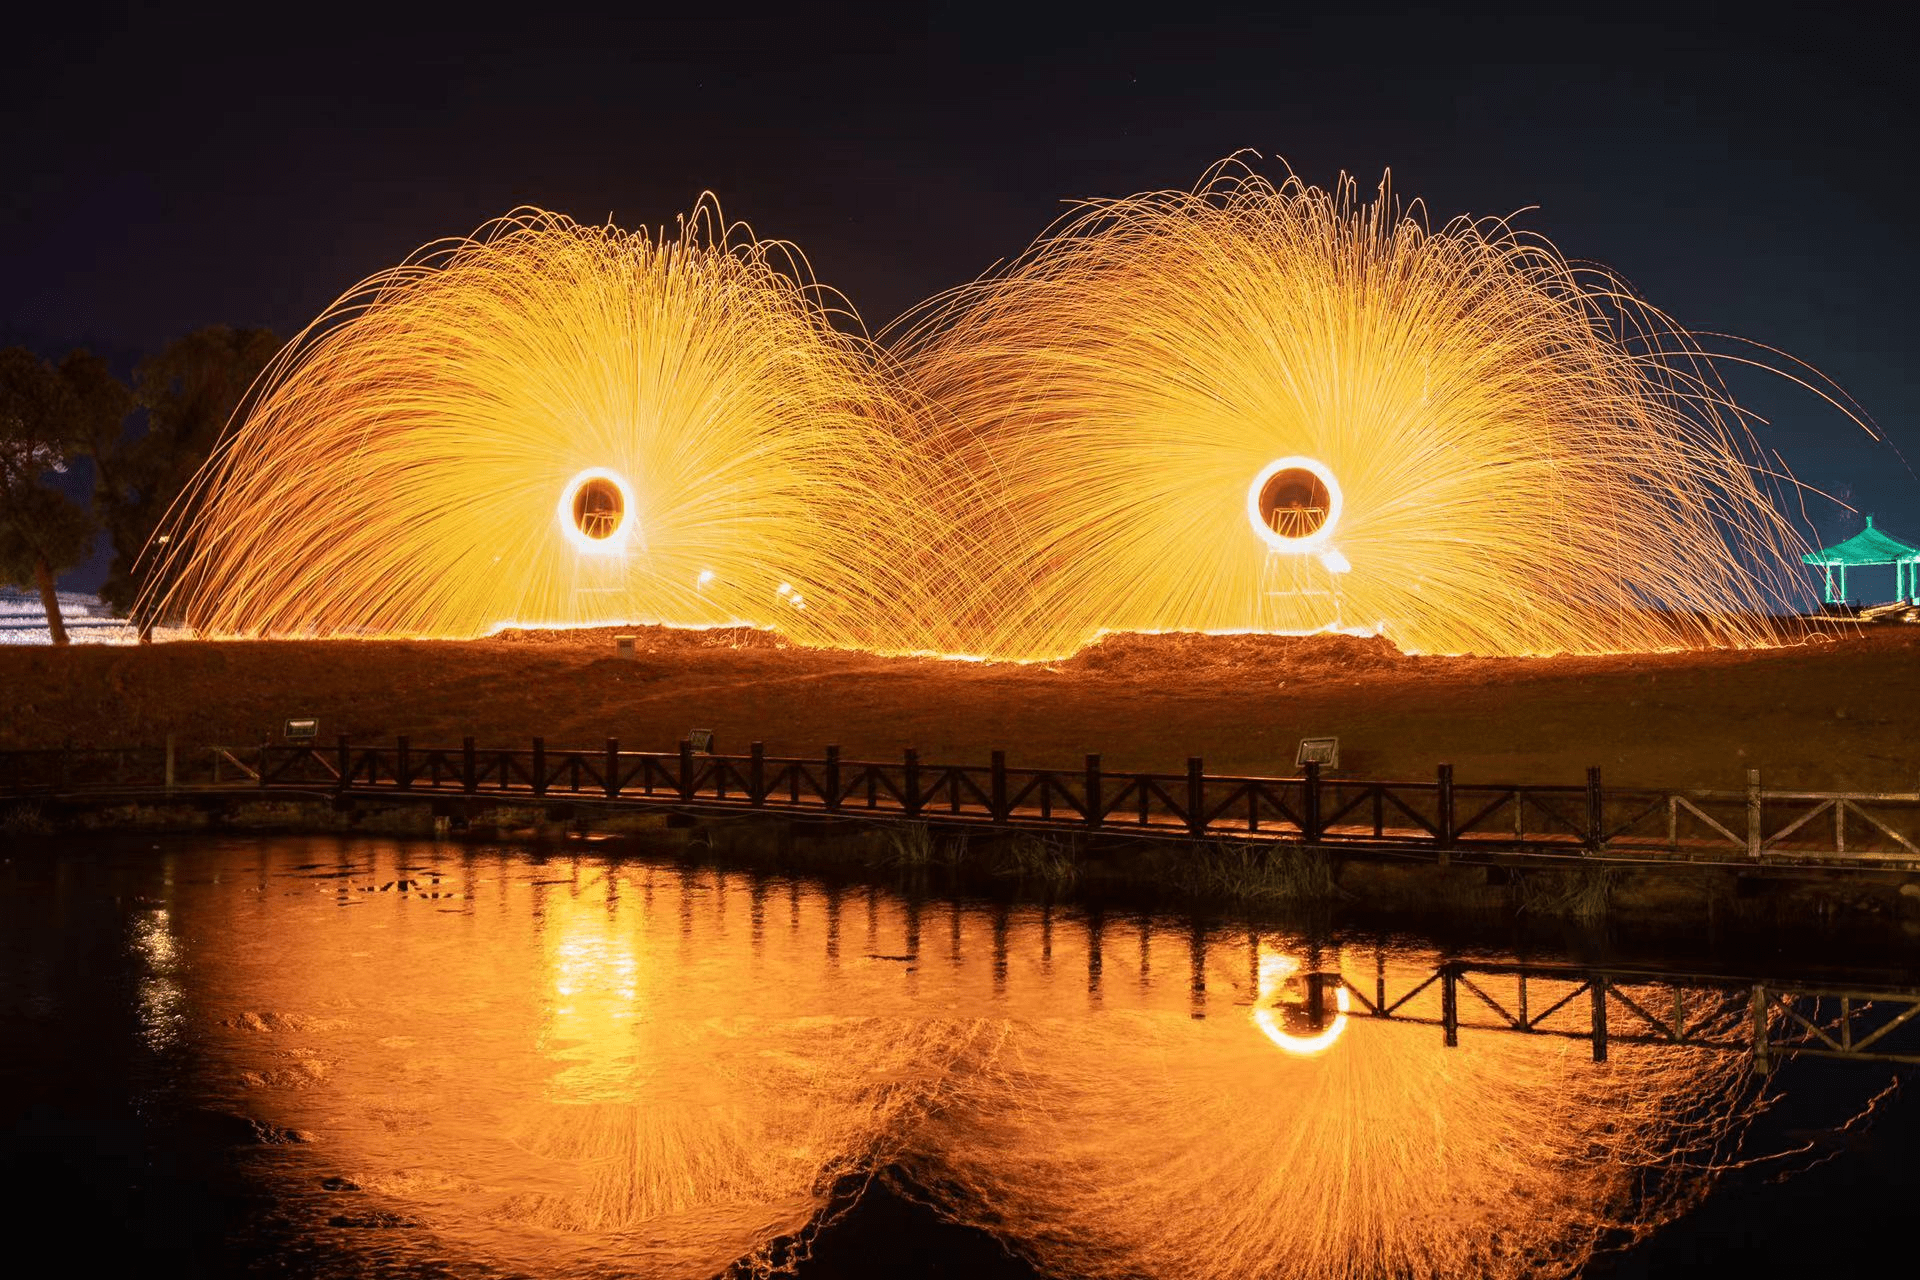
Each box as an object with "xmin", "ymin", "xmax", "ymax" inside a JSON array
[{"xmin": 5, "ymin": 3, "xmax": 1915, "ymax": 593}]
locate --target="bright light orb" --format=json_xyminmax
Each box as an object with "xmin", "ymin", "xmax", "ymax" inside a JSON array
[
  {"xmin": 1247, "ymin": 456, "xmax": 1342, "ymax": 552},
  {"xmin": 1252, "ymin": 952, "xmax": 1352, "ymax": 1056},
  {"xmin": 558, "ymin": 467, "xmax": 636, "ymax": 554}
]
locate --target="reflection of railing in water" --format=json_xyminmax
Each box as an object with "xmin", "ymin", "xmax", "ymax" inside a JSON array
[
  {"xmin": 7, "ymin": 738, "xmax": 1920, "ymax": 872},
  {"xmin": 533, "ymin": 863, "xmax": 1920, "ymax": 1075},
  {"xmin": 1272, "ymin": 959, "xmax": 1920, "ymax": 1069},
  {"xmin": 726, "ymin": 884, "xmax": 1920, "ymax": 1072}
]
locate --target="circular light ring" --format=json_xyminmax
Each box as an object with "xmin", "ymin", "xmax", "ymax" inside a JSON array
[
  {"xmin": 1252, "ymin": 952, "xmax": 1352, "ymax": 1057},
  {"xmin": 558, "ymin": 467, "xmax": 636, "ymax": 553},
  {"xmin": 1246, "ymin": 455, "xmax": 1343, "ymax": 552},
  {"xmin": 1254, "ymin": 984, "xmax": 1352, "ymax": 1056}
]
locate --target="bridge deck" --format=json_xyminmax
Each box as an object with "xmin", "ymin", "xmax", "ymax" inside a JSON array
[{"xmin": 8, "ymin": 737, "xmax": 1920, "ymax": 874}]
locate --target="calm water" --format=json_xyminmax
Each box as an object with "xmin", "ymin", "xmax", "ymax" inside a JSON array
[{"xmin": 0, "ymin": 835, "xmax": 1910, "ymax": 1278}]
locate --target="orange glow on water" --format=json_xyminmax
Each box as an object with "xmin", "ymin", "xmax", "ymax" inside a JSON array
[
  {"xmin": 172, "ymin": 842, "xmax": 1764, "ymax": 1279},
  {"xmin": 1252, "ymin": 949, "xmax": 1352, "ymax": 1055}
]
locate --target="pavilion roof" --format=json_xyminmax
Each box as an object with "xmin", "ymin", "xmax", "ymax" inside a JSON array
[{"xmin": 1802, "ymin": 515, "xmax": 1920, "ymax": 566}]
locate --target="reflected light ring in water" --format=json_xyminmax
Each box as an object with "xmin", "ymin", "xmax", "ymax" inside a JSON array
[
  {"xmin": 1252, "ymin": 952, "xmax": 1351, "ymax": 1056},
  {"xmin": 1253, "ymin": 985, "xmax": 1351, "ymax": 1056}
]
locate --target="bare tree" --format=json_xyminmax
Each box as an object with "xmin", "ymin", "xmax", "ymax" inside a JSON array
[{"xmin": 0, "ymin": 347, "xmax": 98, "ymax": 645}]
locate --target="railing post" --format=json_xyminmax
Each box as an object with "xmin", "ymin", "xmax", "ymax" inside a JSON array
[
  {"xmin": 396, "ymin": 735, "xmax": 411, "ymax": 792},
  {"xmin": 679, "ymin": 739, "xmax": 695, "ymax": 802},
  {"xmin": 749, "ymin": 741, "xmax": 766, "ymax": 807},
  {"xmin": 1441, "ymin": 963, "xmax": 1459, "ymax": 1047},
  {"xmin": 164, "ymin": 734, "xmax": 176, "ymax": 795},
  {"xmin": 903, "ymin": 747, "xmax": 922, "ymax": 818},
  {"xmin": 1587, "ymin": 765, "xmax": 1605, "ymax": 853},
  {"xmin": 1303, "ymin": 760, "xmax": 1322, "ymax": 843},
  {"xmin": 462, "ymin": 736, "xmax": 477, "ymax": 794},
  {"xmin": 603, "ymin": 738, "xmax": 619, "ymax": 799},
  {"xmin": 990, "ymin": 750, "xmax": 1008, "ymax": 823},
  {"xmin": 1187, "ymin": 757, "xmax": 1206, "ymax": 837},
  {"xmin": 336, "ymin": 734, "xmax": 350, "ymax": 792},
  {"xmin": 531, "ymin": 737, "xmax": 546, "ymax": 797},
  {"xmin": 824, "ymin": 745, "xmax": 841, "ymax": 813},
  {"xmin": 1084, "ymin": 753, "xmax": 1102, "ymax": 831},
  {"xmin": 1745, "ymin": 768, "xmax": 1762, "ymax": 860},
  {"xmin": 1590, "ymin": 974, "xmax": 1609, "ymax": 1062},
  {"xmin": 1436, "ymin": 763, "xmax": 1454, "ymax": 849}
]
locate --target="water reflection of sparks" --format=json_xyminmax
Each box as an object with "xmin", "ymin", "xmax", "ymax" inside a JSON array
[
  {"xmin": 1252, "ymin": 950, "xmax": 1351, "ymax": 1056},
  {"xmin": 919, "ymin": 942, "xmax": 1763, "ymax": 1280},
  {"xmin": 542, "ymin": 883, "xmax": 644, "ymax": 1103},
  {"xmin": 132, "ymin": 907, "xmax": 185, "ymax": 1052},
  {"xmin": 182, "ymin": 849, "xmax": 1775, "ymax": 1280},
  {"xmin": 504, "ymin": 870, "xmax": 977, "ymax": 1258}
]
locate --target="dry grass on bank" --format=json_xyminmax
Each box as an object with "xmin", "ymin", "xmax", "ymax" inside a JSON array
[{"xmin": 1, "ymin": 624, "xmax": 1916, "ymax": 792}]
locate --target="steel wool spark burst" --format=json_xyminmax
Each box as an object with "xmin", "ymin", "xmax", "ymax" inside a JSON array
[{"xmin": 153, "ymin": 166, "xmax": 1827, "ymax": 658}]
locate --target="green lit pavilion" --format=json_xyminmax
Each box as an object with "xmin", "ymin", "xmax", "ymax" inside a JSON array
[{"xmin": 1802, "ymin": 515, "xmax": 1920, "ymax": 605}]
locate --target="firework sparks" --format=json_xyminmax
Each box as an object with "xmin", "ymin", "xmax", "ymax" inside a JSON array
[
  {"xmin": 150, "ymin": 203, "xmax": 949, "ymax": 650},
  {"xmin": 895, "ymin": 161, "xmax": 1822, "ymax": 658},
  {"xmin": 155, "ymin": 164, "xmax": 1837, "ymax": 659}
]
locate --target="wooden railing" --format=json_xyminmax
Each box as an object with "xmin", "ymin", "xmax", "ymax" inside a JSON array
[
  {"xmin": 4, "ymin": 738, "xmax": 1918, "ymax": 868},
  {"xmin": 1303, "ymin": 957, "xmax": 1920, "ymax": 1066}
]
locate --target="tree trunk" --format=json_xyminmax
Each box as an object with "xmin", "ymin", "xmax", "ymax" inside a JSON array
[{"xmin": 33, "ymin": 557, "xmax": 68, "ymax": 646}]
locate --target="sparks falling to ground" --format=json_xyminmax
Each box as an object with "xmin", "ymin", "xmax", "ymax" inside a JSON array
[
  {"xmin": 152, "ymin": 165, "xmax": 1839, "ymax": 658},
  {"xmin": 149, "ymin": 204, "xmax": 950, "ymax": 651},
  {"xmin": 897, "ymin": 162, "xmax": 1820, "ymax": 658}
]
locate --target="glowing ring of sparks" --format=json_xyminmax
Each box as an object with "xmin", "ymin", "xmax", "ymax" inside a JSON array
[
  {"xmin": 558, "ymin": 467, "xmax": 637, "ymax": 554},
  {"xmin": 1254, "ymin": 984, "xmax": 1352, "ymax": 1055},
  {"xmin": 1252, "ymin": 953, "xmax": 1353, "ymax": 1056},
  {"xmin": 1247, "ymin": 455, "xmax": 1343, "ymax": 552}
]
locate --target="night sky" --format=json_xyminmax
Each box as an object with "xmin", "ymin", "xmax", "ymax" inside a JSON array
[{"xmin": 6, "ymin": 4, "xmax": 1914, "ymax": 594}]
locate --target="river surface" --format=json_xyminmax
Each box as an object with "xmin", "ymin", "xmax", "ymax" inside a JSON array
[{"xmin": 1, "ymin": 834, "xmax": 1911, "ymax": 1278}]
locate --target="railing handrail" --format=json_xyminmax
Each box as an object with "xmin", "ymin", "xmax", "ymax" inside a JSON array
[
  {"xmin": 6, "ymin": 741, "xmax": 1912, "ymax": 801},
  {"xmin": 5, "ymin": 741, "xmax": 1915, "ymax": 800},
  {"xmin": 6, "ymin": 740, "xmax": 1919, "ymax": 868},
  {"xmin": 1676, "ymin": 787, "xmax": 1920, "ymax": 804}
]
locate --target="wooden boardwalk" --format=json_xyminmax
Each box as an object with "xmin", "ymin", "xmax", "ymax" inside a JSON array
[{"xmin": 6, "ymin": 737, "xmax": 1919, "ymax": 874}]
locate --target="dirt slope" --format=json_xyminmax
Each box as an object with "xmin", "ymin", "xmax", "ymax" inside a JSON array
[{"xmin": 2, "ymin": 625, "xmax": 1915, "ymax": 791}]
